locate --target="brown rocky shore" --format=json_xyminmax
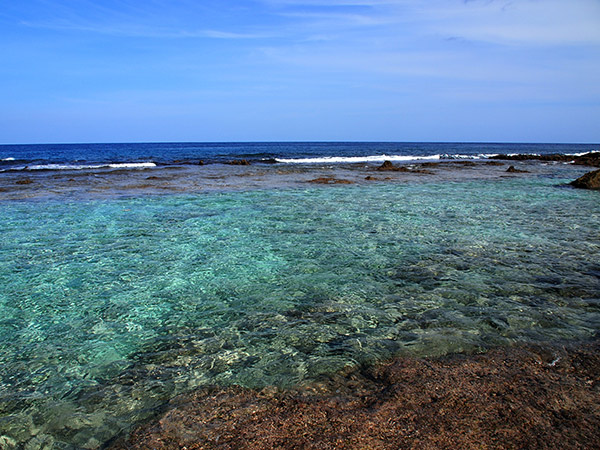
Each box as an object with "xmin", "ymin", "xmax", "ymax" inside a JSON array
[
  {"xmin": 490, "ymin": 152, "xmax": 600, "ymax": 167},
  {"xmin": 111, "ymin": 339, "xmax": 600, "ymax": 450}
]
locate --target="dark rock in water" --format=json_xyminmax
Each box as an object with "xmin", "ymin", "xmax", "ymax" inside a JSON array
[
  {"xmin": 485, "ymin": 161, "xmax": 505, "ymax": 166},
  {"xmin": 262, "ymin": 158, "xmax": 279, "ymax": 164},
  {"xmin": 506, "ymin": 166, "xmax": 529, "ymax": 173},
  {"xmin": 376, "ymin": 160, "xmax": 433, "ymax": 174},
  {"xmin": 16, "ymin": 178, "xmax": 33, "ymax": 185},
  {"xmin": 491, "ymin": 153, "xmax": 571, "ymax": 162},
  {"xmin": 490, "ymin": 152, "xmax": 600, "ymax": 167},
  {"xmin": 365, "ymin": 176, "xmax": 377, "ymax": 181},
  {"xmin": 570, "ymin": 169, "xmax": 600, "ymax": 190},
  {"xmin": 377, "ymin": 160, "xmax": 396, "ymax": 171},
  {"xmin": 308, "ymin": 177, "xmax": 353, "ymax": 184},
  {"xmin": 412, "ymin": 168, "xmax": 434, "ymax": 174},
  {"xmin": 172, "ymin": 159, "xmax": 204, "ymax": 165},
  {"xmin": 573, "ymin": 152, "xmax": 600, "ymax": 168},
  {"xmin": 227, "ymin": 159, "xmax": 251, "ymax": 166},
  {"xmin": 377, "ymin": 161, "xmax": 410, "ymax": 172}
]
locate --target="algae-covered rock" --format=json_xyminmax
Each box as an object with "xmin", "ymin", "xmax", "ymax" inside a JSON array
[
  {"xmin": 308, "ymin": 177, "xmax": 353, "ymax": 184},
  {"xmin": 506, "ymin": 166, "xmax": 529, "ymax": 173},
  {"xmin": 573, "ymin": 152, "xmax": 600, "ymax": 167},
  {"xmin": 570, "ymin": 169, "xmax": 600, "ymax": 190},
  {"xmin": 377, "ymin": 160, "xmax": 409, "ymax": 172},
  {"xmin": 226, "ymin": 159, "xmax": 251, "ymax": 166}
]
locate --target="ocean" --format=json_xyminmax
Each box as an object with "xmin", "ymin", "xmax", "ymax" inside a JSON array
[
  {"xmin": 1, "ymin": 141, "xmax": 596, "ymax": 169},
  {"xmin": 0, "ymin": 142, "xmax": 599, "ymax": 449}
]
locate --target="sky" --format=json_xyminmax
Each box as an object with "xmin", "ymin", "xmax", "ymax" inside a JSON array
[{"xmin": 1, "ymin": 0, "xmax": 599, "ymax": 144}]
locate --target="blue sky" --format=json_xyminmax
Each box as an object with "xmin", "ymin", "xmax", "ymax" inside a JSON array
[{"xmin": 1, "ymin": 0, "xmax": 599, "ymax": 143}]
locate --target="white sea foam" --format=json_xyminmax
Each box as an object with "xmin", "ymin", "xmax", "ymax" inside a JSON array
[
  {"xmin": 275, "ymin": 154, "xmax": 442, "ymax": 164},
  {"xmin": 23, "ymin": 162, "xmax": 157, "ymax": 171},
  {"xmin": 568, "ymin": 151, "xmax": 594, "ymax": 157},
  {"xmin": 442, "ymin": 153, "xmax": 499, "ymax": 160},
  {"xmin": 1, "ymin": 157, "xmax": 15, "ymax": 161},
  {"xmin": 108, "ymin": 162, "xmax": 157, "ymax": 169}
]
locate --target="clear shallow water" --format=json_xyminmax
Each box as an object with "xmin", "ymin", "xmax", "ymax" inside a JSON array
[{"xmin": 0, "ymin": 171, "xmax": 599, "ymax": 448}]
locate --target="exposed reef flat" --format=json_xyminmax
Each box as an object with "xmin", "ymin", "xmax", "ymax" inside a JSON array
[
  {"xmin": 112, "ymin": 339, "xmax": 600, "ymax": 450},
  {"xmin": 490, "ymin": 152, "xmax": 600, "ymax": 167},
  {"xmin": 2, "ymin": 153, "xmax": 598, "ymax": 201}
]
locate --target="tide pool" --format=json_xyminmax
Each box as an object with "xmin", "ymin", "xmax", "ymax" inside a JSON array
[{"xmin": 0, "ymin": 175, "xmax": 599, "ymax": 449}]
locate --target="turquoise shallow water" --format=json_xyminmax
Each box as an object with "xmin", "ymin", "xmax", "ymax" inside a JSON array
[{"xmin": 0, "ymin": 173, "xmax": 599, "ymax": 448}]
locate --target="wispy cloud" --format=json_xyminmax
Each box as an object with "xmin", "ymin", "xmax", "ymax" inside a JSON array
[
  {"xmin": 20, "ymin": 20, "xmax": 271, "ymax": 39},
  {"xmin": 254, "ymin": 0, "xmax": 600, "ymax": 47},
  {"xmin": 15, "ymin": 0, "xmax": 274, "ymax": 40},
  {"xmin": 428, "ymin": 0, "xmax": 600, "ymax": 46},
  {"xmin": 2, "ymin": 0, "xmax": 599, "ymax": 142},
  {"xmin": 253, "ymin": 0, "xmax": 600, "ymax": 106}
]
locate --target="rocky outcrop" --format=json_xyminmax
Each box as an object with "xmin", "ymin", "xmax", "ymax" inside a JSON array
[
  {"xmin": 570, "ymin": 169, "xmax": 600, "ymax": 190},
  {"xmin": 376, "ymin": 161, "xmax": 432, "ymax": 174},
  {"xmin": 491, "ymin": 152, "xmax": 600, "ymax": 167},
  {"xmin": 573, "ymin": 152, "xmax": 600, "ymax": 167},
  {"xmin": 172, "ymin": 159, "xmax": 204, "ymax": 165},
  {"xmin": 226, "ymin": 159, "xmax": 251, "ymax": 166},
  {"xmin": 491, "ymin": 153, "xmax": 571, "ymax": 162},
  {"xmin": 308, "ymin": 177, "xmax": 353, "ymax": 184},
  {"xmin": 377, "ymin": 160, "xmax": 405, "ymax": 171},
  {"xmin": 506, "ymin": 166, "xmax": 529, "ymax": 173}
]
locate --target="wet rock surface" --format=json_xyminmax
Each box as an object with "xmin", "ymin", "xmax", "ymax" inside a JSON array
[
  {"xmin": 571, "ymin": 169, "xmax": 600, "ymax": 190},
  {"xmin": 308, "ymin": 177, "xmax": 354, "ymax": 184},
  {"xmin": 112, "ymin": 340, "xmax": 600, "ymax": 450},
  {"xmin": 573, "ymin": 152, "xmax": 600, "ymax": 167},
  {"xmin": 506, "ymin": 166, "xmax": 530, "ymax": 173},
  {"xmin": 492, "ymin": 152, "xmax": 600, "ymax": 167},
  {"xmin": 226, "ymin": 159, "xmax": 251, "ymax": 166},
  {"xmin": 377, "ymin": 160, "xmax": 403, "ymax": 171},
  {"xmin": 376, "ymin": 161, "xmax": 433, "ymax": 174}
]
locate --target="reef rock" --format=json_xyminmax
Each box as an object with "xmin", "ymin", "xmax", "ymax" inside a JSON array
[
  {"xmin": 573, "ymin": 152, "xmax": 600, "ymax": 167},
  {"xmin": 506, "ymin": 166, "xmax": 529, "ymax": 173},
  {"xmin": 308, "ymin": 177, "xmax": 353, "ymax": 185},
  {"xmin": 571, "ymin": 169, "xmax": 600, "ymax": 190},
  {"xmin": 490, "ymin": 152, "xmax": 600, "ymax": 167},
  {"xmin": 491, "ymin": 154, "xmax": 571, "ymax": 162},
  {"xmin": 377, "ymin": 161, "xmax": 409, "ymax": 172}
]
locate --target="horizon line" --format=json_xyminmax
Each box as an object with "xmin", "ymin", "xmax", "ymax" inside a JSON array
[{"xmin": 2, "ymin": 140, "xmax": 599, "ymax": 147}]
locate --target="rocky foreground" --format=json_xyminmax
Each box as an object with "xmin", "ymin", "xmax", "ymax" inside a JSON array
[{"xmin": 111, "ymin": 339, "xmax": 600, "ymax": 450}]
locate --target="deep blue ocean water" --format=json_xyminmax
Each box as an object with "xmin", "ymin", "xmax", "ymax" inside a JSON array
[
  {"xmin": 1, "ymin": 141, "xmax": 598, "ymax": 169},
  {"xmin": 0, "ymin": 142, "xmax": 598, "ymax": 449}
]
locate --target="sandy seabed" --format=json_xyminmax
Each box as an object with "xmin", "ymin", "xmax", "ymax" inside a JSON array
[{"xmin": 112, "ymin": 339, "xmax": 600, "ymax": 450}]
